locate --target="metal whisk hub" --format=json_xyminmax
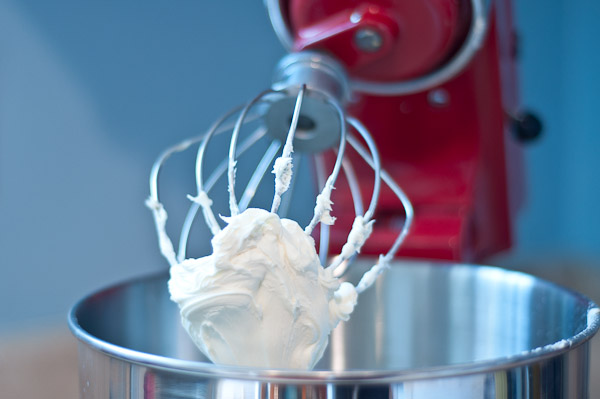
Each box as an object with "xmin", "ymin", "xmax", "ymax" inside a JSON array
[{"xmin": 266, "ymin": 52, "xmax": 350, "ymax": 152}]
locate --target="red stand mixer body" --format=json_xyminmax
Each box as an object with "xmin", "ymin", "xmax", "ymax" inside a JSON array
[{"xmin": 282, "ymin": 0, "xmax": 523, "ymax": 262}]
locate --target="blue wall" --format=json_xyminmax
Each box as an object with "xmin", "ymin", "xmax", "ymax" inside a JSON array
[
  {"xmin": 0, "ymin": 0, "xmax": 598, "ymax": 331},
  {"xmin": 513, "ymin": 0, "xmax": 600, "ymax": 257}
]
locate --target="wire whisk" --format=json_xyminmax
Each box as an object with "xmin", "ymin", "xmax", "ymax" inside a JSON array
[{"xmin": 147, "ymin": 51, "xmax": 413, "ymax": 295}]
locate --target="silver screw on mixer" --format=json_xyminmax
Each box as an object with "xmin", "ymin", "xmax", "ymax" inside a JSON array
[
  {"xmin": 354, "ymin": 28, "xmax": 383, "ymax": 52},
  {"xmin": 427, "ymin": 88, "xmax": 450, "ymax": 107}
]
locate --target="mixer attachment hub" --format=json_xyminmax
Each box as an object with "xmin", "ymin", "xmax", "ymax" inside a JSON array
[
  {"xmin": 272, "ymin": 51, "xmax": 350, "ymax": 102},
  {"xmin": 264, "ymin": 93, "xmax": 340, "ymax": 152},
  {"xmin": 264, "ymin": 51, "xmax": 352, "ymax": 152}
]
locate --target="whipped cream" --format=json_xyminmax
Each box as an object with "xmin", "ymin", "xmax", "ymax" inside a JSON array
[{"xmin": 168, "ymin": 208, "xmax": 357, "ymax": 369}]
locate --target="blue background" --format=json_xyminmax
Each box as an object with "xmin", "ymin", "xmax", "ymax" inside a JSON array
[{"xmin": 0, "ymin": 0, "xmax": 598, "ymax": 332}]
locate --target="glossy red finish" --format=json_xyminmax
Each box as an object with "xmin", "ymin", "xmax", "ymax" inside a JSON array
[
  {"xmin": 287, "ymin": 0, "xmax": 523, "ymax": 262},
  {"xmin": 289, "ymin": 0, "xmax": 471, "ymax": 80}
]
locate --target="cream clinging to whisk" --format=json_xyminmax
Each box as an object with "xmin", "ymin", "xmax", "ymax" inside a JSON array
[{"xmin": 147, "ymin": 51, "xmax": 413, "ymax": 369}]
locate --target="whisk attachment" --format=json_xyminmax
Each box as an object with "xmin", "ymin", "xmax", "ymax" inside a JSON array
[
  {"xmin": 147, "ymin": 50, "xmax": 413, "ymax": 290},
  {"xmin": 145, "ymin": 50, "xmax": 414, "ymax": 369}
]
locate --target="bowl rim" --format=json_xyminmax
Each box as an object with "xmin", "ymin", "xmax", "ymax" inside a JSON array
[{"xmin": 68, "ymin": 260, "xmax": 600, "ymax": 384}]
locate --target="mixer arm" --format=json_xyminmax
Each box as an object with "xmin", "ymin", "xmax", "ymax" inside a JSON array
[
  {"xmin": 266, "ymin": 0, "xmax": 491, "ymax": 95},
  {"xmin": 265, "ymin": 0, "xmax": 527, "ymax": 262}
]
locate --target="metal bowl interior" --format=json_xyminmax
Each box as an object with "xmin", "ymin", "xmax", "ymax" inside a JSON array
[{"xmin": 69, "ymin": 259, "xmax": 600, "ymax": 382}]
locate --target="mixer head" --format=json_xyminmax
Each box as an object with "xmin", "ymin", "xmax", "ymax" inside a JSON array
[
  {"xmin": 265, "ymin": 0, "xmax": 489, "ymax": 95},
  {"xmin": 261, "ymin": 0, "xmax": 526, "ymax": 262}
]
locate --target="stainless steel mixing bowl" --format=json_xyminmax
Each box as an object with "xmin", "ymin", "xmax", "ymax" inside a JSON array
[{"xmin": 69, "ymin": 260, "xmax": 600, "ymax": 398}]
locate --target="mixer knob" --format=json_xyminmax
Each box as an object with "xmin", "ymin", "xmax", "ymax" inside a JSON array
[{"xmin": 511, "ymin": 111, "xmax": 543, "ymax": 143}]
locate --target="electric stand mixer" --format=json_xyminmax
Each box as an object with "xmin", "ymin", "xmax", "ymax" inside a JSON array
[
  {"xmin": 264, "ymin": 0, "xmax": 523, "ymax": 262},
  {"xmin": 69, "ymin": 0, "xmax": 599, "ymax": 397}
]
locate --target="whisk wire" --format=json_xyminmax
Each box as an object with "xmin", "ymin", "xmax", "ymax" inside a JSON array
[
  {"xmin": 304, "ymin": 91, "xmax": 347, "ymax": 235},
  {"xmin": 314, "ymin": 153, "xmax": 330, "ymax": 266},
  {"xmin": 328, "ymin": 153, "xmax": 366, "ymax": 276},
  {"xmin": 148, "ymin": 55, "xmax": 413, "ymax": 297},
  {"xmin": 326, "ymin": 116, "xmax": 383, "ymax": 271},
  {"xmin": 340, "ymin": 155, "xmax": 365, "ymax": 218},
  {"xmin": 189, "ymin": 108, "xmax": 244, "ymax": 237},
  {"xmin": 345, "ymin": 133, "xmax": 414, "ymax": 294},
  {"xmin": 229, "ymin": 89, "xmax": 277, "ymax": 217},
  {"xmin": 346, "ymin": 117, "xmax": 382, "ymax": 221},
  {"xmin": 271, "ymin": 85, "xmax": 306, "ymax": 214},
  {"xmin": 179, "ymin": 125, "xmax": 268, "ymax": 261},
  {"xmin": 239, "ymin": 140, "xmax": 282, "ymax": 212},
  {"xmin": 278, "ymin": 153, "xmax": 302, "ymax": 218}
]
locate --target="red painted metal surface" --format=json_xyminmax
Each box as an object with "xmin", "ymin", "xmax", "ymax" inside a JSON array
[
  {"xmin": 287, "ymin": 0, "xmax": 523, "ymax": 262},
  {"xmin": 289, "ymin": 0, "xmax": 471, "ymax": 80}
]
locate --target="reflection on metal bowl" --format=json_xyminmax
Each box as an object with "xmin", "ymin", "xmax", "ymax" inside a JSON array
[{"xmin": 69, "ymin": 260, "xmax": 600, "ymax": 398}]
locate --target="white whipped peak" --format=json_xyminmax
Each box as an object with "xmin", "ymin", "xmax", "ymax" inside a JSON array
[
  {"xmin": 187, "ymin": 191, "xmax": 221, "ymax": 235},
  {"xmin": 271, "ymin": 155, "xmax": 293, "ymax": 213},
  {"xmin": 272, "ymin": 156, "xmax": 293, "ymax": 195},
  {"xmin": 355, "ymin": 254, "xmax": 390, "ymax": 294},
  {"xmin": 145, "ymin": 197, "xmax": 177, "ymax": 266},
  {"xmin": 340, "ymin": 216, "xmax": 374, "ymax": 259},
  {"xmin": 314, "ymin": 184, "xmax": 336, "ymax": 225},
  {"xmin": 169, "ymin": 208, "xmax": 357, "ymax": 369}
]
